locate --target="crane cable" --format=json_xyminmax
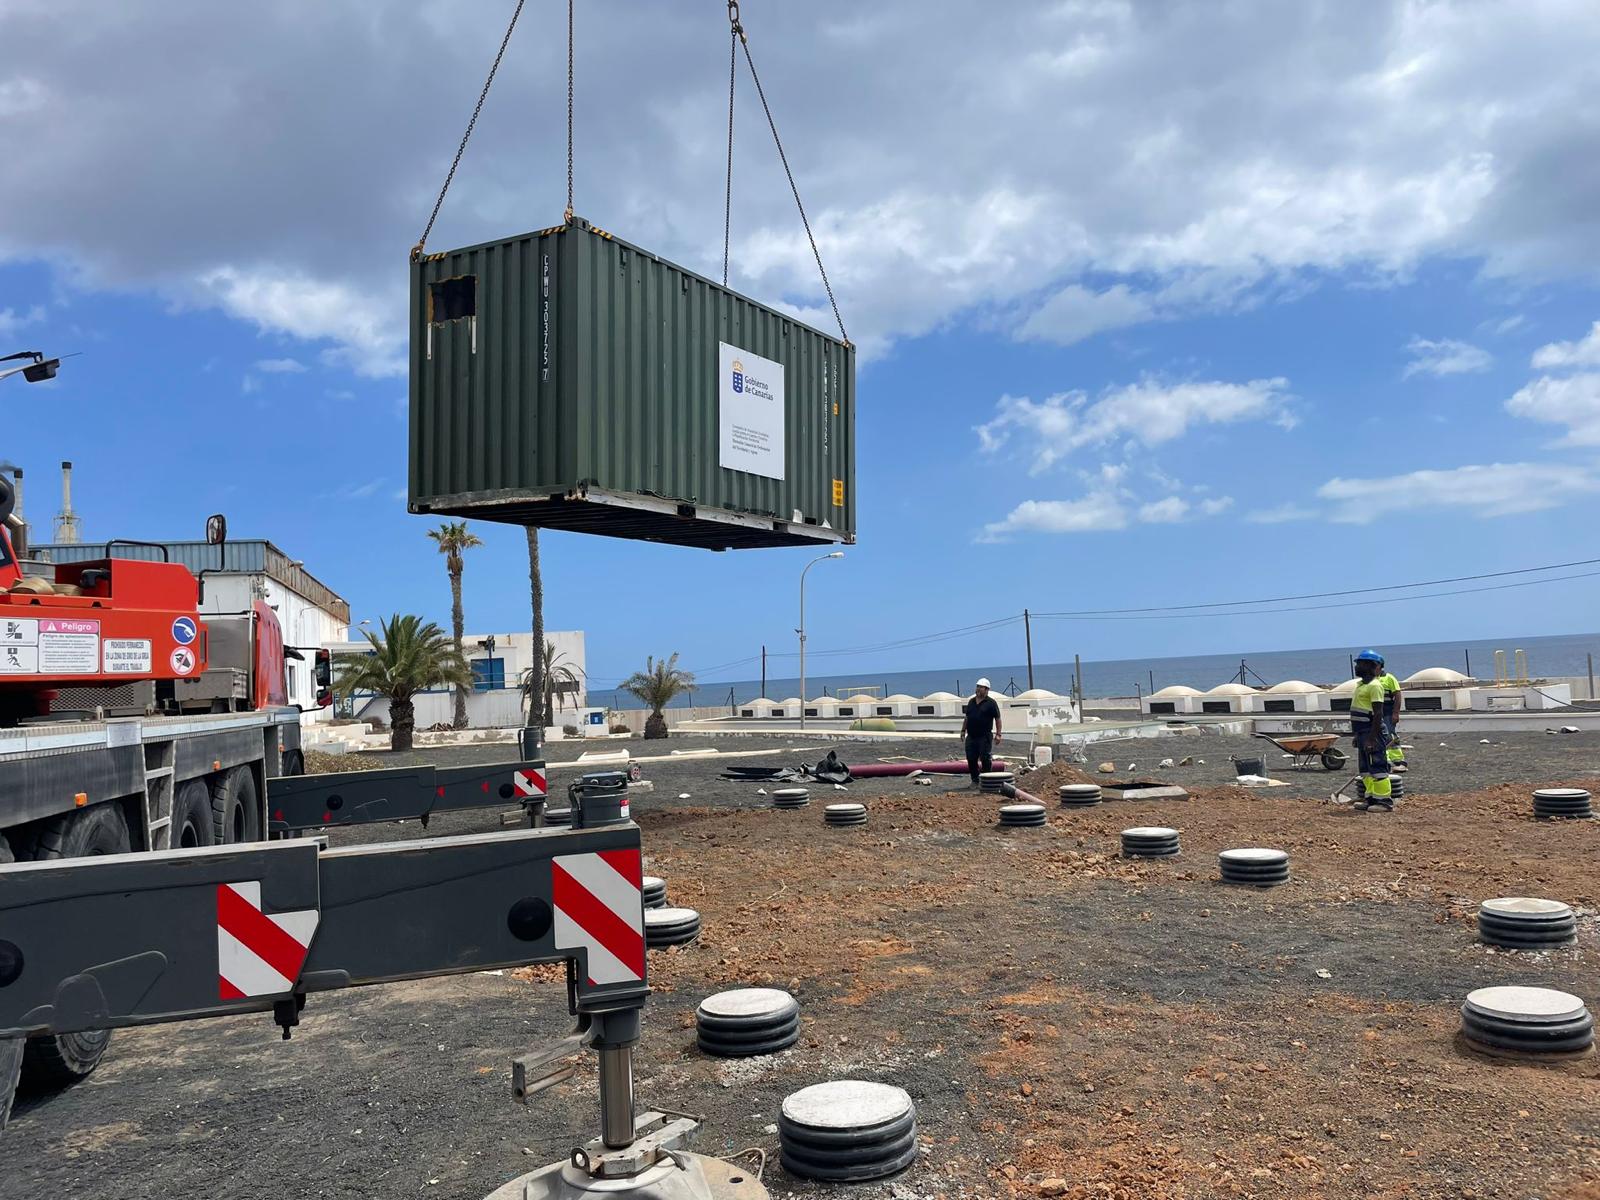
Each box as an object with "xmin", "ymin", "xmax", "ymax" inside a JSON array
[
  {"xmin": 566, "ymin": 0, "xmax": 576, "ymax": 220},
  {"xmin": 723, "ymin": 1, "xmax": 850, "ymax": 344},
  {"xmin": 411, "ymin": 0, "xmax": 529, "ymax": 261},
  {"xmin": 722, "ymin": 6, "xmax": 742, "ymax": 286}
]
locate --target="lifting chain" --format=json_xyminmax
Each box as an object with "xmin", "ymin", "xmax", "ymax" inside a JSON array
[
  {"xmin": 566, "ymin": 0, "xmax": 576, "ymax": 221},
  {"xmin": 722, "ymin": 1, "xmax": 744, "ymax": 285},
  {"xmin": 411, "ymin": 0, "xmax": 529, "ymax": 261},
  {"xmin": 722, "ymin": 0, "xmax": 849, "ymax": 344}
]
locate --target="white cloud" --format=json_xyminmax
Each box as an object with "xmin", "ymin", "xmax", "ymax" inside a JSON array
[
  {"xmin": 979, "ymin": 494, "xmax": 1129, "ymax": 541},
  {"xmin": 1531, "ymin": 320, "xmax": 1600, "ymax": 370},
  {"xmin": 1137, "ymin": 496, "xmax": 1189, "ymax": 523},
  {"xmin": 1317, "ymin": 462, "xmax": 1600, "ymax": 523},
  {"xmin": 199, "ymin": 267, "xmax": 403, "ymax": 379},
  {"xmin": 240, "ymin": 374, "xmax": 260, "ymax": 395},
  {"xmin": 1016, "ymin": 283, "xmax": 1152, "ymax": 345},
  {"xmin": 1505, "ymin": 373, "xmax": 1600, "ymax": 444},
  {"xmin": 1402, "ymin": 336, "xmax": 1491, "ymax": 378},
  {"xmin": 981, "ymin": 485, "xmax": 1234, "ymax": 540},
  {"xmin": 1246, "ymin": 504, "xmax": 1317, "ymax": 524},
  {"xmin": 0, "ymin": 305, "xmax": 45, "ymax": 336},
  {"xmin": 1482, "ymin": 314, "xmax": 1527, "ymax": 337},
  {"xmin": 5, "ymin": 3, "xmax": 1600, "ymax": 372},
  {"xmin": 255, "ymin": 357, "xmax": 307, "ymax": 374},
  {"xmin": 978, "ymin": 376, "xmax": 1293, "ymax": 474}
]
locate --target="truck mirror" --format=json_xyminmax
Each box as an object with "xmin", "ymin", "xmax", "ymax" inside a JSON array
[
  {"xmin": 316, "ymin": 687, "xmax": 333, "ymax": 709},
  {"xmin": 205, "ymin": 513, "xmax": 228, "ymax": 546}
]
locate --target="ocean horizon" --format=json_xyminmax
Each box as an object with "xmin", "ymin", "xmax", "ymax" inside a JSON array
[{"xmin": 588, "ymin": 630, "xmax": 1600, "ymax": 710}]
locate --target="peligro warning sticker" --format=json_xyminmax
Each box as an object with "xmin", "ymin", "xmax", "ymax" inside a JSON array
[
  {"xmin": 38, "ymin": 617, "xmax": 100, "ymax": 674},
  {"xmin": 104, "ymin": 639, "xmax": 153, "ymax": 673}
]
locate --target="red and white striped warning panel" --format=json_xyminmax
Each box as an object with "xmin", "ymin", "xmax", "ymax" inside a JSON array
[
  {"xmin": 216, "ymin": 881, "xmax": 319, "ymax": 1000},
  {"xmin": 515, "ymin": 768, "xmax": 547, "ymax": 797},
  {"xmin": 552, "ymin": 849, "xmax": 645, "ymax": 986}
]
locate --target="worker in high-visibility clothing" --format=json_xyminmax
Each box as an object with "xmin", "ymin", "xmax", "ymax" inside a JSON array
[
  {"xmin": 1375, "ymin": 654, "xmax": 1407, "ymax": 774},
  {"xmin": 1350, "ymin": 650, "xmax": 1393, "ymax": 811}
]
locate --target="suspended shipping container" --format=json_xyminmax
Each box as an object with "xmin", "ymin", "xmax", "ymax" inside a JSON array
[{"xmin": 408, "ymin": 218, "xmax": 856, "ymax": 551}]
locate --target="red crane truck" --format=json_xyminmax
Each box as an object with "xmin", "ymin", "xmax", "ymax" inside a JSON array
[{"xmin": 0, "ymin": 485, "xmax": 548, "ymax": 1117}]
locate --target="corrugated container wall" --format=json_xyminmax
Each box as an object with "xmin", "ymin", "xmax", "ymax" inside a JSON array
[{"xmin": 409, "ymin": 219, "xmax": 856, "ymax": 551}]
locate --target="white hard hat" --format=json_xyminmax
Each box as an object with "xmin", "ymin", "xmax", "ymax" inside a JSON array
[{"xmin": 976, "ymin": 678, "xmax": 992, "ymax": 689}]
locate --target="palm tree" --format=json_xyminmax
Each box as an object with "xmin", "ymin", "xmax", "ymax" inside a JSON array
[
  {"xmin": 520, "ymin": 639, "xmax": 583, "ymax": 727},
  {"xmin": 619, "ymin": 653, "xmax": 695, "ymax": 740},
  {"xmin": 525, "ymin": 527, "xmax": 544, "ymax": 737},
  {"xmin": 333, "ymin": 614, "xmax": 471, "ymax": 752},
  {"xmin": 427, "ymin": 521, "xmax": 482, "ymax": 730}
]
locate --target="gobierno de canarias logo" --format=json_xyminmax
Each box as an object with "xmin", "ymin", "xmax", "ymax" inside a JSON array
[{"xmin": 731, "ymin": 359, "xmax": 744, "ymax": 394}]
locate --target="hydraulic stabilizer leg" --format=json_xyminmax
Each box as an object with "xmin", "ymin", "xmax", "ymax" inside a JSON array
[{"xmin": 0, "ymin": 787, "xmax": 766, "ymax": 1196}]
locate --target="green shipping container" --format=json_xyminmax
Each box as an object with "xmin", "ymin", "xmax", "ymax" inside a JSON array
[{"xmin": 408, "ymin": 218, "xmax": 856, "ymax": 551}]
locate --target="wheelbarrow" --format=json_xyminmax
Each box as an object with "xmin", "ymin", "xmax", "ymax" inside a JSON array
[{"xmin": 1253, "ymin": 731, "xmax": 1347, "ymax": 771}]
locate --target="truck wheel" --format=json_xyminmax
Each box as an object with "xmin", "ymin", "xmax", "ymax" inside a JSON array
[
  {"xmin": 20, "ymin": 804, "xmax": 131, "ymax": 1089},
  {"xmin": 282, "ymin": 749, "xmax": 305, "ymax": 777},
  {"xmin": 212, "ymin": 766, "xmax": 261, "ymax": 844},
  {"xmin": 173, "ymin": 780, "xmax": 216, "ymax": 849}
]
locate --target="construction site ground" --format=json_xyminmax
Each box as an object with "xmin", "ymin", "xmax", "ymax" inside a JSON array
[{"xmin": 9, "ymin": 729, "xmax": 1600, "ymax": 1199}]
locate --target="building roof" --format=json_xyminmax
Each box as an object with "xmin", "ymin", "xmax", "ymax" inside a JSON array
[
  {"xmin": 1266, "ymin": 680, "xmax": 1320, "ymax": 694},
  {"xmin": 1015, "ymin": 688, "xmax": 1063, "ymax": 701},
  {"xmin": 1404, "ymin": 666, "xmax": 1470, "ymax": 685},
  {"xmin": 1206, "ymin": 682, "xmax": 1257, "ymax": 696},
  {"xmin": 31, "ymin": 538, "xmax": 349, "ymax": 623},
  {"xmin": 923, "ymin": 691, "xmax": 961, "ymax": 701},
  {"xmin": 1331, "ymin": 678, "xmax": 1359, "ymax": 693},
  {"xmin": 882, "ymin": 694, "xmax": 920, "ymax": 703},
  {"xmin": 1150, "ymin": 685, "xmax": 1203, "ymax": 698}
]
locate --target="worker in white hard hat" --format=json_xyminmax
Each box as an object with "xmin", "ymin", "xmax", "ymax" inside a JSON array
[{"xmin": 960, "ymin": 678, "xmax": 1002, "ymax": 788}]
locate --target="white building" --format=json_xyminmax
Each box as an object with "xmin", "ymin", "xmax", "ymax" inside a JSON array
[
  {"xmin": 34, "ymin": 537, "xmax": 349, "ymax": 720},
  {"xmin": 339, "ymin": 628, "xmax": 586, "ymax": 730}
]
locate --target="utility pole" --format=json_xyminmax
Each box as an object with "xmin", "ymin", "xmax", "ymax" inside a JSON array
[
  {"xmin": 1073, "ymin": 653, "xmax": 1083, "ymax": 713},
  {"xmin": 1023, "ymin": 609, "xmax": 1035, "ymax": 691},
  {"xmin": 761, "ymin": 645, "xmax": 767, "ymax": 699}
]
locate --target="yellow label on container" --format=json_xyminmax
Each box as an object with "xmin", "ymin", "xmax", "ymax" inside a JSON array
[{"xmin": 832, "ymin": 479, "xmax": 845, "ymax": 506}]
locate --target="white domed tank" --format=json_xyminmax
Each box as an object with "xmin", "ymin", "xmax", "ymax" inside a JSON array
[
  {"xmin": 1143, "ymin": 684, "xmax": 1204, "ymax": 716},
  {"xmin": 1259, "ymin": 679, "xmax": 1328, "ymax": 714},
  {"xmin": 1200, "ymin": 682, "xmax": 1259, "ymax": 714},
  {"xmin": 1399, "ymin": 667, "xmax": 1475, "ymax": 712}
]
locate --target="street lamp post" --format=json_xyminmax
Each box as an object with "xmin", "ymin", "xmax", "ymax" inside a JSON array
[{"xmin": 797, "ymin": 551, "xmax": 844, "ymax": 732}]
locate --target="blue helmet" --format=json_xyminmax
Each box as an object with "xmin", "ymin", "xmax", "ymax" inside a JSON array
[{"xmin": 1355, "ymin": 649, "xmax": 1385, "ymax": 665}]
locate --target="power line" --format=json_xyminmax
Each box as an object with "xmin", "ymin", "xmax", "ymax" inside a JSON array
[
  {"xmin": 1033, "ymin": 555, "xmax": 1600, "ymax": 618},
  {"xmin": 1033, "ymin": 567, "xmax": 1600, "ymax": 621}
]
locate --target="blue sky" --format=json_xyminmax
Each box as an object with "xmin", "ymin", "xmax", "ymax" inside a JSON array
[{"xmin": 6, "ymin": 1, "xmax": 1600, "ymax": 693}]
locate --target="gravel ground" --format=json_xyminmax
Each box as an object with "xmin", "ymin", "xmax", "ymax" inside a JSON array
[{"xmin": 7, "ymin": 729, "xmax": 1600, "ymax": 1199}]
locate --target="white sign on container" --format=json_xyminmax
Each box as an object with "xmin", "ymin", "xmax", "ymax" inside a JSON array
[{"xmin": 718, "ymin": 341, "xmax": 785, "ymax": 480}]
